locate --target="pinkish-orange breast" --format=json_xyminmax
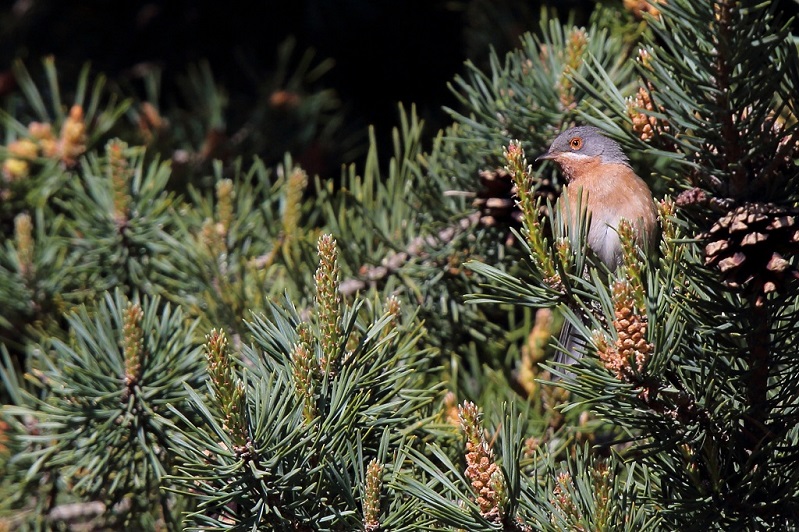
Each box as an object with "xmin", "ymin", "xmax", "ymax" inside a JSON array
[{"xmin": 561, "ymin": 161, "xmax": 657, "ymax": 268}]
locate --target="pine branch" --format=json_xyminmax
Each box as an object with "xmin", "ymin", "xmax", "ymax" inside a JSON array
[
  {"xmin": 3, "ymin": 290, "xmax": 204, "ymax": 527},
  {"xmin": 168, "ymin": 236, "xmax": 441, "ymax": 529},
  {"xmin": 339, "ymin": 212, "xmax": 481, "ymax": 296},
  {"xmin": 743, "ymin": 294, "xmax": 772, "ymax": 449}
]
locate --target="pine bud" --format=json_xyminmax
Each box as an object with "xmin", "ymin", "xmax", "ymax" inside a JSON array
[
  {"xmin": 504, "ymin": 140, "xmax": 561, "ymax": 287},
  {"xmin": 363, "ymin": 459, "xmax": 383, "ymax": 531},
  {"xmin": 107, "ymin": 140, "xmax": 132, "ymax": 225},
  {"xmin": 291, "ymin": 341, "xmax": 317, "ymax": 422},
  {"xmin": 205, "ymin": 329, "xmax": 249, "ymax": 450},
  {"xmin": 386, "ymin": 295, "xmax": 401, "ymax": 324},
  {"xmin": 4, "ymin": 130, "xmax": 42, "ymax": 182},
  {"xmin": 215, "ymin": 179, "xmax": 235, "ymax": 235},
  {"xmin": 624, "ymin": 0, "xmax": 663, "ymax": 20},
  {"xmin": 59, "ymin": 105, "xmax": 87, "ymax": 166},
  {"xmin": 122, "ymin": 302, "xmax": 145, "ymax": 399},
  {"xmin": 2, "ymin": 157, "xmax": 29, "ymax": 181},
  {"xmin": 594, "ymin": 280, "xmax": 653, "ymax": 382},
  {"xmin": 627, "ymin": 86, "xmax": 658, "ymax": 142},
  {"xmin": 592, "ymin": 463, "xmax": 612, "ymax": 526},
  {"xmin": 627, "ymin": 84, "xmax": 672, "ymax": 143},
  {"xmin": 637, "ymin": 48, "xmax": 654, "ymax": 70},
  {"xmin": 205, "ymin": 329, "xmax": 230, "ymax": 385},
  {"xmin": 557, "ymin": 28, "xmax": 588, "ymax": 108},
  {"xmin": 381, "ymin": 295, "xmax": 402, "ymax": 338},
  {"xmin": 518, "ymin": 308, "xmax": 554, "ymax": 395},
  {"xmin": 8, "ymin": 138, "xmax": 38, "ymax": 160},
  {"xmin": 315, "ymin": 234, "xmax": 342, "ymax": 375},
  {"xmin": 443, "ymin": 391, "xmax": 461, "ymax": 427},
  {"xmin": 200, "ymin": 218, "xmax": 227, "ymax": 257},
  {"xmin": 551, "ymin": 471, "xmax": 582, "ymax": 526},
  {"xmin": 617, "ymin": 218, "xmax": 647, "ymax": 310},
  {"xmin": 29, "ymin": 121, "xmax": 58, "ymax": 158},
  {"xmin": 282, "ymin": 168, "xmax": 307, "ymax": 239},
  {"xmin": 296, "ymin": 321, "xmax": 314, "ymax": 348},
  {"xmin": 14, "ymin": 213, "xmax": 34, "ymax": 279},
  {"xmin": 657, "ymin": 197, "xmax": 677, "ymax": 239},
  {"xmin": 459, "ymin": 401, "xmax": 505, "ymax": 520}
]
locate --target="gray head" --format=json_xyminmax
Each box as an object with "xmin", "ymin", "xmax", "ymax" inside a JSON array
[{"xmin": 536, "ymin": 126, "xmax": 629, "ymax": 165}]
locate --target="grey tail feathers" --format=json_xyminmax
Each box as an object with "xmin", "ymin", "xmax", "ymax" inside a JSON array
[{"xmin": 552, "ymin": 321, "xmax": 585, "ymax": 378}]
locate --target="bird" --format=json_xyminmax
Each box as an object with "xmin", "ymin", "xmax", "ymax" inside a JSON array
[
  {"xmin": 537, "ymin": 125, "xmax": 657, "ymax": 364},
  {"xmin": 537, "ymin": 126, "xmax": 658, "ymax": 268}
]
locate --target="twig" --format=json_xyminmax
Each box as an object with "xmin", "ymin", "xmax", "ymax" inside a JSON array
[
  {"xmin": 48, "ymin": 501, "xmax": 106, "ymax": 523},
  {"xmin": 340, "ymin": 212, "xmax": 481, "ymax": 296}
]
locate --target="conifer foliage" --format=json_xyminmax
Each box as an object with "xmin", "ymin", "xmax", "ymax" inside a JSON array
[
  {"xmin": 2, "ymin": 1, "xmax": 799, "ymax": 530},
  {"xmin": 474, "ymin": 0, "xmax": 799, "ymax": 528}
]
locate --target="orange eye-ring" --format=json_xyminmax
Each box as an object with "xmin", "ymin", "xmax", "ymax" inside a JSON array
[{"xmin": 569, "ymin": 137, "xmax": 583, "ymax": 150}]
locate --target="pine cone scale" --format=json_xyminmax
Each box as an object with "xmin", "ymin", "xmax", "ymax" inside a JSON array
[{"xmin": 702, "ymin": 202, "xmax": 799, "ymax": 301}]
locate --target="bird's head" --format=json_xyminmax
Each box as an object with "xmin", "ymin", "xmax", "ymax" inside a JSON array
[{"xmin": 536, "ymin": 126, "xmax": 629, "ymax": 178}]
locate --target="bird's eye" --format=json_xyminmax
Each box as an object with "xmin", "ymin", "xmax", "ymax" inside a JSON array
[{"xmin": 569, "ymin": 137, "xmax": 583, "ymax": 150}]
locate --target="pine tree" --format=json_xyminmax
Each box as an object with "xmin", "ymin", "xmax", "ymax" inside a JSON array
[
  {"xmin": 473, "ymin": 0, "xmax": 799, "ymax": 528},
  {"xmin": 2, "ymin": 1, "xmax": 799, "ymax": 530}
]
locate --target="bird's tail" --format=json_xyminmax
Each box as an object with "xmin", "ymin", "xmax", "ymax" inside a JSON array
[{"xmin": 552, "ymin": 320, "xmax": 585, "ymax": 376}]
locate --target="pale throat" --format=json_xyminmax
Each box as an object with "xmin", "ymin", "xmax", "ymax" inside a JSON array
[{"xmin": 552, "ymin": 152, "xmax": 597, "ymax": 182}]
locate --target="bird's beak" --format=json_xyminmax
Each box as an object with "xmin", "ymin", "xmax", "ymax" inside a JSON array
[{"xmin": 535, "ymin": 151, "xmax": 556, "ymax": 162}]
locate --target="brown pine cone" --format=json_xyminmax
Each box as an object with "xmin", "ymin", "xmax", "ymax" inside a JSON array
[{"xmin": 703, "ymin": 202, "xmax": 799, "ymax": 303}]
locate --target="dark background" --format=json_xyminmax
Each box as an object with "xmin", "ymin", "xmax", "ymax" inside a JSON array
[
  {"xmin": 0, "ymin": 0, "xmax": 599, "ymax": 171},
  {"xmin": 3, "ymin": 0, "xmax": 797, "ymax": 174}
]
